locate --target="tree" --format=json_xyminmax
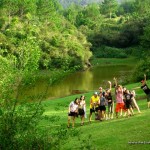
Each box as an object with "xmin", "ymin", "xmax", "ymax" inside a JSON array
[
  {"xmin": 0, "ymin": 37, "xmax": 48, "ymax": 149},
  {"xmin": 134, "ymin": 0, "xmax": 150, "ymax": 15},
  {"xmin": 100, "ymin": 0, "xmax": 118, "ymax": 18},
  {"xmin": 140, "ymin": 24, "xmax": 150, "ymax": 56},
  {"xmin": 76, "ymin": 3, "xmax": 103, "ymax": 30},
  {"xmin": 63, "ymin": 3, "xmax": 81, "ymax": 25}
]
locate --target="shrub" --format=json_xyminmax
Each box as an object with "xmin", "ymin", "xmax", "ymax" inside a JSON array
[
  {"xmin": 93, "ymin": 46, "xmax": 127, "ymax": 58},
  {"xmin": 131, "ymin": 58, "xmax": 150, "ymax": 82}
]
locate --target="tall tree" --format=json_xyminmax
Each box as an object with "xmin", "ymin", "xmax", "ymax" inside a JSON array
[
  {"xmin": 76, "ymin": 3, "xmax": 103, "ymax": 30},
  {"xmin": 100, "ymin": 0, "xmax": 118, "ymax": 18}
]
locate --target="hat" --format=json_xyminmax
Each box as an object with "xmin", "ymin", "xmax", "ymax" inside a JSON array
[{"xmin": 94, "ymin": 92, "xmax": 98, "ymax": 95}]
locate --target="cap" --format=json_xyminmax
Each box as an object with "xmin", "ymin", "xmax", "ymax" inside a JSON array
[{"xmin": 94, "ymin": 92, "xmax": 98, "ymax": 95}]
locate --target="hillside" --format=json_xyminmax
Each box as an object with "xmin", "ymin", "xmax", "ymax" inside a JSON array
[{"xmin": 39, "ymin": 81, "xmax": 150, "ymax": 149}]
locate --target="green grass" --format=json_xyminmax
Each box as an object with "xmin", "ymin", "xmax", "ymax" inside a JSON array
[
  {"xmin": 39, "ymin": 81, "xmax": 150, "ymax": 150},
  {"xmin": 91, "ymin": 57, "xmax": 138, "ymax": 66}
]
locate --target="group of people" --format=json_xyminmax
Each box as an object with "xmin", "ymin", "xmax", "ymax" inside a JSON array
[{"xmin": 67, "ymin": 74, "xmax": 150, "ymax": 128}]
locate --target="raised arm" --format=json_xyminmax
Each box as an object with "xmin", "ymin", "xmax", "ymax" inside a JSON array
[
  {"xmin": 108, "ymin": 81, "xmax": 112, "ymax": 91},
  {"xmin": 113, "ymin": 77, "xmax": 117, "ymax": 87},
  {"xmin": 143, "ymin": 74, "xmax": 147, "ymax": 84}
]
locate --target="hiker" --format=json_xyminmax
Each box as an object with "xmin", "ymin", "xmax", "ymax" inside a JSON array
[
  {"xmin": 105, "ymin": 81, "xmax": 114, "ymax": 119},
  {"xmin": 133, "ymin": 74, "xmax": 150, "ymax": 108},
  {"xmin": 114, "ymin": 77, "xmax": 126, "ymax": 118},
  {"xmin": 78, "ymin": 95, "xmax": 86, "ymax": 126},
  {"xmin": 130, "ymin": 90, "xmax": 141, "ymax": 113},
  {"xmin": 89, "ymin": 92, "xmax": 100, "ymax": 122},
  {"xmin": 67, "ymin": 98, "xmax": 79, "ymax": 128},
  {"xmin": 124, "ymin": 90, "xmax": 134, "ymax": 117}
]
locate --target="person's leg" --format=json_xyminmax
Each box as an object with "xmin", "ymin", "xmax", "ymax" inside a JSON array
[
  {"xmin": 130, "ymin": 107, "xmax": 134, "ymax": 115},
  {"xmin": 67, "ymin": 116, "xmax": 71, "ymax": 127},
  {"xmin": 108, "ymin": 104, "xmax": 110, "ymax": 119},
  {"xmin": 81, "ymin": 115, "xmax": 84, "ymax": 125},
  {"xmin": 116, "ymin": 103, "xmax": 120, "ymax": 118},
  {"xmin": 104, "ymin": 111, "xmax": 108, "ymax": 120},
  {"xmin": 97, "ymin": 110, "xmax": 100, "ymax": 120},
  {"xmin": 147, "ymin": 94, "xmax": 150, "ymax": 108},
  {"xmin": 120, "ymin": 108, "xmax": 122, "ymax": 116},
  {"xmin": 133, "ymin": 98, "xmax": 141, "ymax": 113},
  {"xmin": 72, "ymin": 116, "xmax": 75, "ymax": 128},
  {"xmin": 89, "ymin": 111, "xmax": 92, "ymax": 122},
  {"xmin": 127, "ymin": 109, "xmax": 130, "ymax": 117},
  {"xmin": 123, "ymin": 111, "xmax": 127, "ymax": 117},
  {"xmin": 101, "ymin": 110, "xmax": 104, "ymax": 120},
  {"xmin": 110, "ymin": 104, "xmax": 113, "ymax": 119},
  {"xmin": 99, "ymin": 110, "xmax": 102, "ymax": 121}
]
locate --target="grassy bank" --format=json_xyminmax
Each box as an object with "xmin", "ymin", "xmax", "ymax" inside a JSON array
[
  {"xmin": 91, "ymin": 57, "xmax": 138, "ymax": 66},
  {"xmin": 39, "ymin": 81, "xmax": 150, "ymax": 150}
]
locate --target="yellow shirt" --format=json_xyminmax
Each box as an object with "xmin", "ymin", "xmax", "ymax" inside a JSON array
[{"xmin": 90, "ymin": 95, "xmax": 99, "ymax": 109}]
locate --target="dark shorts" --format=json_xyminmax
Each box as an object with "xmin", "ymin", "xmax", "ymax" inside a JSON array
[
  {"xmin": 147, "ymin": 93, "xmax": 150, "ymax": 102},
  {"xmin": 125, "ymin": 100, "xmax": 132, "ymax": 109},
  {"xmin": 125, "ymin": 103, "xmax": 132, "ymax": 109},
  {"xmin": 78, "ymin": 108, "xmax": 85, "ymax": 116},
  {"xmin": 90, "ymin": 107, "xmax": 99, "ymax": 113},
  {"xmin": 68, "ymin": 112, "xmax": 78, "ymax": 117},
  {"xmin": 99, "ymin": 105, "xmax": 106, "ymax": 111}
]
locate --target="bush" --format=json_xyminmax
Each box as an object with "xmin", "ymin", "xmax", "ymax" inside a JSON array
[
  {"xmin": 131, "ymin": 58, "xmax": 150, "ymax": 82},
  {"xmin": 93, "ymin": 46, "xmax": 127, "ymax": 58}
]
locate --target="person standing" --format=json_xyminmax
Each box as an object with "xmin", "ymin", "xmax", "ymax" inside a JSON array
[
  {"xmin": 124, "ymin": 90, "xmax": 134, "ymax": 117},
  {"xmin": 134, "ymin": 74, "xmax": 150, "ymax": 108},
  {"xmin": 78, "ymin": 95, "xmax": 86, "ymax": 126},
  {"xmin": 67, "ymin": 98, "xmax": 79, "ymax": 128},
  {"xmin": 140, "ymin": 74, "xmax": 150, "ymax": 108},
  {"xmin": 105, "ymin": 81, "xmax": 114, "ymax": 119},
  {"xmin": 99, "ymin": 92, "xmax": 107, "ymax": 121},
  {"xmin": 89, "ymin": 92, "xmax": 100, "ymax": 122},
  {"xmin": 114, "ymin": 77, "xmax": 125, "ymax": 118}
]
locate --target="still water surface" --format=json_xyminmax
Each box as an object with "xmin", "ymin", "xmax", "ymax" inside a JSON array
[{"xmin": 21, "ymin": 65, "xmax": 133, "ymax": 100}]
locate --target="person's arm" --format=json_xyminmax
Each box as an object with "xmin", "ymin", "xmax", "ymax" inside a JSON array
[
  {"xmin": 143, "ymin": 74, "xmax": 147, "ymax": 84},
  {"xmin": 113, "ymin": 77, "xmax": 117, "ymax": 87},
  {"xmin": 97, "ymin": 98, "xmax": 100, "ymax": 105},
  {"xmin": 108, "ymin": 81, "xmax": 112, "ymax": 91},
  {"xmin": 90, "ymin": 98, "xmax": 93, "ymax": 107},
  {"xmin": 68, "ymin": 103, "xmax": 71, "ymax": 113},
  {"xmin": 132, "ymin": 87, "xmax": 140, "ymax": 90}
]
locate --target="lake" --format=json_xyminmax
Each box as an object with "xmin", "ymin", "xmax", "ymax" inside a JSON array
[{"xmin": 20, "ymin": 64, "xmax": 133, "ymax": 100}]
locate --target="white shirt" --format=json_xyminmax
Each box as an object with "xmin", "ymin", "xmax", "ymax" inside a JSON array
[{"xmin": 69, "ymin": 101, "xmax": 78, "ymax": 112}]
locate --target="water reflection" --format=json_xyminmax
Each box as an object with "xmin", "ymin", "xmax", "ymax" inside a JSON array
[{"xmin": 20, "ymin": 65, "xmax": 133, "ymax": 100}]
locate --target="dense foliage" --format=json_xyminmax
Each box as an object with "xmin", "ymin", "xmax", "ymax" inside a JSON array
[{"xmin": 0, "ymin": 0, "xmax": 92, "ymax": 71}]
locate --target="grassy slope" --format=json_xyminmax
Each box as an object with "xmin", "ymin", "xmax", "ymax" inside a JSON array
[
  {"xmin": 91, "ymin": 57, "xmax": 138, "ymax": 66},
  {"xmin": 40, "ymin": 81, "xmax": 150, "ymax": 150}
]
